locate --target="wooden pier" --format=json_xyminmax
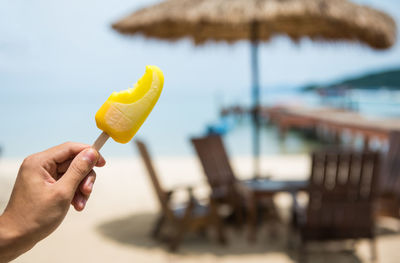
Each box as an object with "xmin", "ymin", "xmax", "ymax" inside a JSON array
[
  {"xmin": 262, "ymin": 105, "xmax": 400, "ymax": 148},
  {"xmin": 221, "ymin": 104, "xmax": 400, "ymax": 149}
]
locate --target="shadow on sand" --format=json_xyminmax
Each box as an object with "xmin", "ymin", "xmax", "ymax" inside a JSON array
[{"xmin": 93, "ymin": 211, "xmax": 396, "ymax": 262}]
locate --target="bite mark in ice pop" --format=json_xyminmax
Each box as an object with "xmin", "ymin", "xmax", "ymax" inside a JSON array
[{"xmin": 93, "ymin": 65, "xmax": 164, "ymax": 149}]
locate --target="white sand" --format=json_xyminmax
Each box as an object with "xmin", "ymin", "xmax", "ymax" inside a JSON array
[{"xmin": 1, "ymin": 155, "xmax": 399, "ymax": 263}]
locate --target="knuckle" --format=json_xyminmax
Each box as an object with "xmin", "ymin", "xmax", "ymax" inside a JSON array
[
  {"xmin": 22, "ymin": 154, "xmax": 34, "ymax": 165},
  {"xmin": 21, "ymin": 154, "xmax": 40, "ymax": 169}
]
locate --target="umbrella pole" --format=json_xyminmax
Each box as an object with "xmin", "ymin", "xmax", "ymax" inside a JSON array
[{"xmin": 251, "ymin": 22, "xmax": 260, "ymax": 179}]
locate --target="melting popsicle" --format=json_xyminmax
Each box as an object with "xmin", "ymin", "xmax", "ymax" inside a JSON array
[{"xmin": 93, "ymin": 65, "xmax": 164, "ymax": 150}]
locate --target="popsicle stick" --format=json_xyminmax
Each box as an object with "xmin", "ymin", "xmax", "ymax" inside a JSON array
[{"xmin": 92, "ymin": 131, "xmax": 110, "ymax": 151}]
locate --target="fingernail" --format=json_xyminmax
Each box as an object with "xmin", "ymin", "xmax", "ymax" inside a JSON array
[
  {"xmin": 88, "ymin": 181, "xmax": 94, "ymax": 191},
  {"xmin": 80, "ymin": 197, "xmax": 87, "ymax": 208},
  {"xmin": 82, "ymin": 148, "xmax": 98, "ymax": 165}
]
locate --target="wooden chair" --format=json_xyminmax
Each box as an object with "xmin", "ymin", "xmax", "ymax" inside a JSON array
[
  {"xmin": 377, "ymin": 131, "xmax": 400, "ymax": 220},
  {"xmin": 191, "ymin": 135, "xmax": 278, "ymax": 232},
  {"xmin": 134, "ymin": 139, "xmax": 225, "ymax": 251},
  {"xmin": 191, "ymin": 135, "xmax": 246, "ymax": 227},
  {"xmin": 297, "ymin": 150, "xmax": 380, "ymax": 261}
]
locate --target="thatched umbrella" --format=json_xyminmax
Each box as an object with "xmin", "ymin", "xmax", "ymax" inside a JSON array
[{"xmin": 113, "ymin": 0, "xmax": 396, "ymax": 177}]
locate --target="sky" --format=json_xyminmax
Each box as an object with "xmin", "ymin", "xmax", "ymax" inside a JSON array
[
  {"xmin": 0, "ymin": 0, "xmax": 399, "ymax": 157},
  {"xmin": 1, "ymin": 0, "xmax": 399, "ymax": 93}
]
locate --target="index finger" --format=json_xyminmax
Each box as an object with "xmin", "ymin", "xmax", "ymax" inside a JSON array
[{"xmin": 42, "ymin": 142, "xmax": 105, "ymax": 165}]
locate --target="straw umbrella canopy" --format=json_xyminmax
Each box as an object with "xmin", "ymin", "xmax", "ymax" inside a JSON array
[{"xmin": 112, "ymin": 0, "xmax": 396, "ymax": 177}]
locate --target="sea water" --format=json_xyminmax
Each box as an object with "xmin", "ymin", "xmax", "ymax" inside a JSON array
[{"xmin": 2, "ymin": 82, "xmax": 400, "ymax": 158}]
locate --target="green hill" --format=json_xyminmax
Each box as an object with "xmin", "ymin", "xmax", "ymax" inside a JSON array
[{"xmin": 302, "ymin": 67, "xmax": 400, "ymax": 91}]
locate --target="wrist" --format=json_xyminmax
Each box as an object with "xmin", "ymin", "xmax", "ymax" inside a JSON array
[{"xmin": 0, "ymin": 211, "xmax": 33, "ymax": 262}]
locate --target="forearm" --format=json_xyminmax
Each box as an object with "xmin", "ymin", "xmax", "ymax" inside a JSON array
[{"xmin": 0, "ymin": 212, "xmax": 34, "ymax": 262}]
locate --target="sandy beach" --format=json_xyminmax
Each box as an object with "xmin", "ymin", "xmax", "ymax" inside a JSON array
[{"xmin": 1, "ymin": 154, "xmax": 399, "ymax": 263}]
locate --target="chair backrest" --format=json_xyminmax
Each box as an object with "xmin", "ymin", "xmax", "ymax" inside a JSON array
[
  {"xmin": 135, "ymin": 140, "xmax": 172, "ymax": 217},
  {"xmin": 380, "ymin": 131, "xmax": 400, "ymax": 194},
  {"xmin": 191, "ymin": 135, "xmax": 236, "ymax": 191},
  {"xmin": 305, "ymin": 150, "xmax": 380, "ymax": 239}
]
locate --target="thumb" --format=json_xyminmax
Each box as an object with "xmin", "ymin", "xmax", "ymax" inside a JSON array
[{"xmin": 58, "ymin": 148, "xmax": 99, "ymax": 192}]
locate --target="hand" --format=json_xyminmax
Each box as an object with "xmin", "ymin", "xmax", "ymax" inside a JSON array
[{"xmin": 0, "ymin": 142, "xmax": 106, "ymax": 262}]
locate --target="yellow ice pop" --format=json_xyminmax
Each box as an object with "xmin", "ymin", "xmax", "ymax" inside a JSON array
[{"xmin": 93, "ymin": 65, "xmax": 164, "ymax": 150}]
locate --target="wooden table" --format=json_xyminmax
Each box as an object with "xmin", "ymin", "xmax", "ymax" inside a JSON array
[{"xmin": 242, "ymin": 179, "xmax": 308, "ymax": 241}]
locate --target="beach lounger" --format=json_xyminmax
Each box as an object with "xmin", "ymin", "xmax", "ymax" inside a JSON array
[
  {"xmin": 295, "ymin": 150, "xmax": 380, "ymax": 262},
  {"xmin": 134, "ymin": 139, "xmax": 225, "ymax": 251}
]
